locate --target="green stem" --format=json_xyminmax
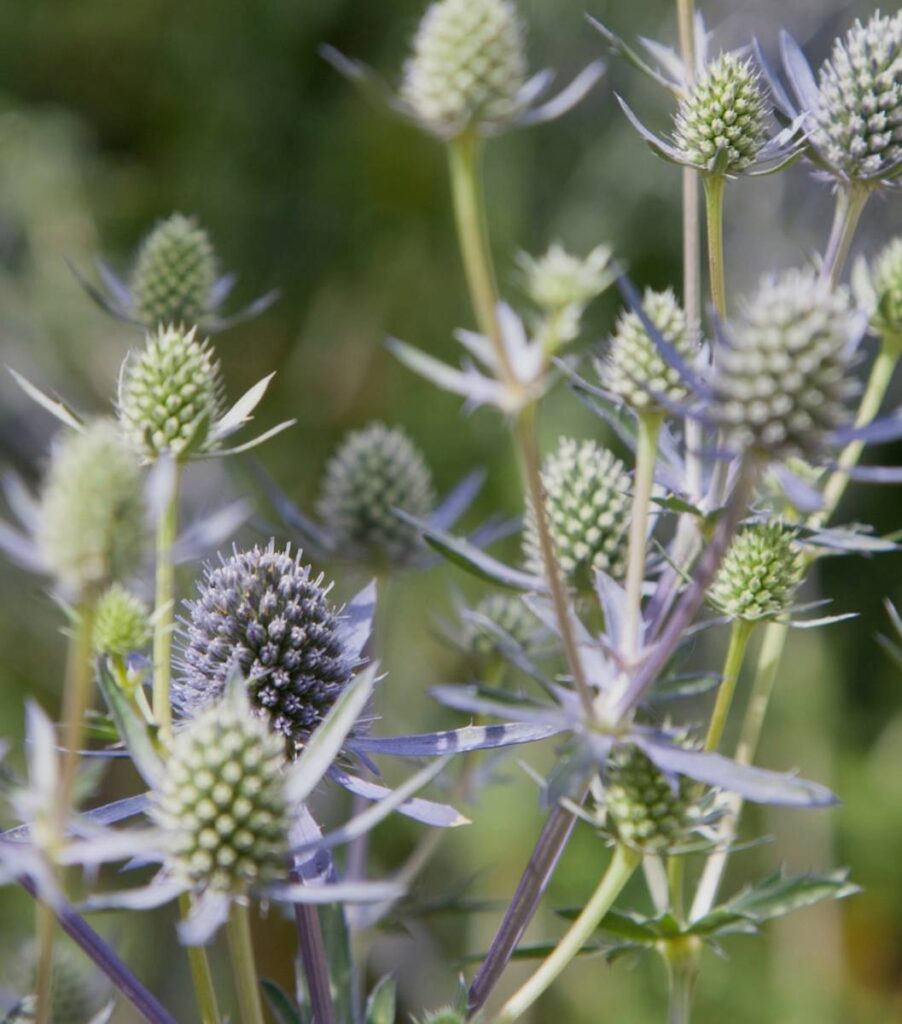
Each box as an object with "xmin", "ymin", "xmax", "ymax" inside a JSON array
[
  {"xmin": 624, "ymin": 412, "xmax": 663, "ymax": 660},
  {"xmin": 181, "ymin": 895, "xmax": 222, "ymax": 1024},
  {"xmin": 667, "ymin": 855, "xmax": 685, "ymax": 922},
  {"xmin": 703, "ymin": 618, "xmax": 754, "ymax": 754},
  {"xmin": 702, "ymin": 174, "xmax": 727, "ymax": 318},
  {"xmin": 152, "ymin": 464, "xmax": 182, "ymax": 738},
  {"xmin": 35, "ymin": 899, "xmax": 55, "ymax": 1024},
  {"xmin": 820, "ymin": 184, "xmax": 870, "ymax": 289},
  {"xmin": 494, "ymin": 845, "xmax": 640, "ymax": 1024},
  {"xmin": 227, "ymin": 902, "xmax": 265, "ymax": 1024},
  {"xmin": 663, "ymin": 938, "xmax": 701, "ymax": 1024}
]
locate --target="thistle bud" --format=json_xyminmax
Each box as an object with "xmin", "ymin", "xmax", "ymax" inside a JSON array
[
  {"xmin": 118, "ymin": 325, "xmax": 225, "ymax": 461},
  {"xmin": 523, "ymin": 438, "xmax": 631, "ymax": 589},
  {"xmin": 462, "ymin": 593, "xmax": 540, "ymax": 657},
  {"xmin": 179, "ymin": 543, "xmax": 353, "ymax": 758},
  {"xmin": 419, "ymin": 1012, "xmax": 467, "ymax": 1024},
  {"xmin": 603, "ymin": 744, "xmax": 694, "ymax": 853},
  {"xmin": 36, "ymin": 422, "xmax": 145, "ymax": 599},
  {"xmin": 92, "ymin": 584, "xmax": 152, "ymax": 658},
  {"xmin": 811, "ymin": 12, "xmax": 902, "ymax": 182},
  {"xmin": 152, "ymin": 686, "xmax": 290, "ymax": 891},
  {"xmin": 868, "ymin": 236, "xmax": 902, "ymax": 338},
  {"xmin": 317, "ymin": 422, "xmax": 435, "ymax": 564},
  {"xmin": 130, "ymin": 213, "xmax": 218, "ymax": 328},
  {"xmin": 673, "ymin": 52, "xmax": 768, "ymax": 174},
  {"xmin": 401, "ymin": 0, "xmax": 527, "ymax": 136},
  {"xmin": 710, "ymin": 269, "xmax": 860, "ymax": 457},
  {"xmin": 521, "ymin": 244, "xmax": 615, "ymax": 315},
  {"xmin": 708, "ymin": 522, "xmax": 803, "ymax": 622},
  {"xmin": 600, "ymin": 287, "xmax": 697, "ymax": 410}
]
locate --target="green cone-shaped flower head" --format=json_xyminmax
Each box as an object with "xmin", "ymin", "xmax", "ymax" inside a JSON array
[
  {"xmin": 603, "ymin": 744, "xmax": 694, "ymax": 853},
  {"xmin": 152, "ymin": 685, "xmax": 290, "ymax": 892},
  {"xmin": 710, "ymin": 269, "xmax": 861, "ymax": 457},
  {"xmin": 523, "ymin": 438, "xmax": 631, "ymax": 589},
  {"xmin": 811, "ymin": 12, "xmax": 902, "ymax": 181},
  {"xmin": 462, "ymin": 593, "xmax": 540, "ymax": 657},
  {"xmin": 418, "ymin": 1012, "xmax": 466, "ymax": 1024},
  {"xmin": 869, "ymin": 236, "xmax": 902, "ymax": 337},
  {"xmin": 118, "ymin": 325, "xmax": 225, "ymax": 461},
  {"xmin": 673, "ymin": 52, "xmax": 768, "ymax": 173},
  {"xmin": 601, "ymin": 287, "xmax": 697, "ymax": 410},
  {"xmin": 318, "ymin": 422, "xmax": 435, "ymax": 564},
  {"xmin": 521, "ymin": 243, "xmax": 615, "ymax": 314},
  {"xmin": 179, "ymin": 543, "xmax": 354, "ymax": 758},
  {"xmin": 709, "ymin": 522, "xmax": 803, "ymax": 622},
  {"xmin": 37, "ymin": 421, "xmax": 145, "ymax": 599},
  {"xmin": 92, "ymin": 583, "xmax": 152, "ymax": 658},
  {"xmin": 401, "ymin": 0, "xmax": 527, "ymax": 136},
  {"xmin": 130, "ymin": 213, "xmax": 218, "ymax": 327}
]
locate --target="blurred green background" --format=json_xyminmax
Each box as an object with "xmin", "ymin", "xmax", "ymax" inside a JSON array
[{"xmin": 0, "ymin": 0, "xmax": 901, "ymax": 1021}]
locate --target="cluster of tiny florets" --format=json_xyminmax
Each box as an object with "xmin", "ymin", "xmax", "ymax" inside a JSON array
[
  {"xmin": 811, "ymin": 11, "xmax": 902, "ymax": 181},
  {"xmin": 523, "ymin": 438, "xmax": 631, "ymax": 588},
  {"xmin": 709, "ymin": 522, "xmax": 803, "ymax": 622},
  {"xmin": 92, "ymin": 583, "xmax": 152, "ymax": 658},
  {"xmin": 179, "ymin": 544, "xmax": 353, "ymax": 757},
  {"xmin": 401, "ymin": 0, "xmax": 527, "ymax": 136},
  {"xmin": 869, "ymin": 236, "xmax": 902, "ymax": 336},
  {"xmin": 130, "ymin": 213, "xmax": 218, "ymax": 327},
  {"xmin": 673, "ymin": 52, "xmax": 769, "ymax": 173},
  {"xmin": 710, "ymin": 269, "xmax": 861, "ymax": 457},
  {"xmin": 317, "ymin": 422, "xmax": 435, "ymax": 564},
  {"xmin": 600, "ymin": 287, "xmax": 697, "ymax": 410},
  {"xmin": 603, "ymin": 745, "xmax": 695, "ymax": 853},
  {"xmin": 36, "ymin": 421, "xmax": 145, "ymax": 599},
  {"xmin": 152, "ymin": 693, "xmax": 290, "ymax": 892},
  {"xmin": 462, "ymin": 593, "xmax": 540, "ymax": 657},
  {"xmin": 118, "ymin": 325, "xmax": 225, "ymax": 461},
  {"xmin": 521, "ymin": 243, "xmax": 615, "ymax": 314}
]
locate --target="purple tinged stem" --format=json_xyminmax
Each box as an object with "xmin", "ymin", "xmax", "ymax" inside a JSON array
[{"xmin": 293, "ymin": 901, "xmax": 337, "ymax": 1024}]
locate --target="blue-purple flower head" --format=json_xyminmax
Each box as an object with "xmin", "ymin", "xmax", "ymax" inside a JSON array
[{"xmin": 177, "ymin": 543, "xmax": 356, "ymax": 758}]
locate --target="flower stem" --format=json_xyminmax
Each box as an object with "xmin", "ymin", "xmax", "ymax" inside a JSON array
[
  {"xmin": 703, "ymin": 618, "xmax": 754, "ymax": 753},
  {"xmin": 34, "ymin": 897, "xmax": 55, "ymax": 1024},
  {"xmin": 663, "ymin": 937, "xmax": 701, "ymax": 1024},
  {"xmin": 494, "ymin": 845, "xmax": 640, "ymax": 1024},
  {"xmin": 180, "ymin": 895, "xmax": 222, "ymax": 1024},
  {"xmin": 624, "ymin": 411, "xmax": 663, "ymax": 660},
  {"xmin": 227, "ymin": 902, "xmax": 265, "ymax": 1024},
  {"xmin": 294, "ymin": 902, "xmax": 336, "ymax": 1024},
  {"xmin": 702, "ymin": 174, "xmax": 727, "ymax": 318},
  {"xmin": 152, "ymin": 463, "xmax": 182, "ymax": 738},
  {"xmin": 820, "ymin": 184, "xmax": 870, "ymax": 289}
]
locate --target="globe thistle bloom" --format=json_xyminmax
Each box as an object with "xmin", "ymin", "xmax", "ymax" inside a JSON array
[
  {"xmin": 776, "ymin": 12, "xmax": 902, "ymax": 187},
  {"xmin": 117, "ymin": 325, "xmax": 293, "ymax": 463},
  {"xmin": 35, "ymin": 422, "xmax": 145, "ymax": 600},
  {"xmin": 317, "ymin": 423, "xmax": 436, "ymax": 565},
  {"xmin": 74, "ymin": 212, "xmax": 277, "ymax": 332},
  {"xmin": 321, "ymin": 0, "xmax": 603, "ymax": 140},
  {"xmin": 178, "ymin": 543, "xmax": 355, "ymax": 758},
  {"xmin": 92, "ymin": 584, "xmax": 152, "ymax": 658},
  {"xmin": 523, "ymin": 438, "xmax": 631, "ymax": 589},
  {"xmin": 600, "ymin": 287, "xmax": 698, "ymax": 411},
  {"xmin": 853, "ymin": 236, "xmax": 902, "ymax": 341},
  {"xmin": 708, "ymin": 523, "xmax": 803, "ymax": 622}
]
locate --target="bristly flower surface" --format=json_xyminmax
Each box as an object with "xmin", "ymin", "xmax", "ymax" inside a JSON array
[
  {"xmin": 178, "ymin": 543, "xmax": 355, "ymax": 758},
  {"xmin": 92, "ymin": 584, "xmax": 152, "ymax": 658},
  {"xmin": 708, "ymin": 523, "xmax": 804, "ymax": 622},
  {"xmin": 853, "ymin": 235, "xmax": 902, "ymax": 341}
]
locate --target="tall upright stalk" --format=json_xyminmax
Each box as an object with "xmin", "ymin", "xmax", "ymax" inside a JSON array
[
  {"xmin": 227, "ymin": 903, "xmax": 266, "ymax": 1024},
  {"xmin": 820, "ymin": 184, "xmax": 870, "ymax": 288},
  {"xmin": 663, "ymin": 937, "xmax": 701, "ymax": 1024},
  {"xmin": 702, "ymin": 175, "xmax": 727, "ymax": 318},
  {"xmin": 703, "ymin": 618, "xmax": 753, "ymax": 754},
  {"xmin": 152, "ymin": 464, "xmax": 182, "ymax": 738}
]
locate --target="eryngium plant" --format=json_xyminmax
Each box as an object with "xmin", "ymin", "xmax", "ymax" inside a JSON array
[
  {"xmin": 92, "ymin": 584, "xmax": 152, "ymax": 658},
  {"xmin": 708, "ymin": 523, "xmax": 804, "ymax": 622}
]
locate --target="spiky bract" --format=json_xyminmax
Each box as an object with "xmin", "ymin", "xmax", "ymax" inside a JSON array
[
  {"xmin": 523, "ymin": 438, "xmax": 631, "ymax": 588},
  {"xmin": 318, "ymin": 422, "xmax": 435, "ymax": 564},
  {"xmin": 179, "ymin": 544, "xmax": 353, "ymax": 757},
  {"xmin": 709, "ymin": 522, "xmax": 803, "ymax": 622},
  {"xmin": 118, "ymin": 325, "xmax": 225, "ymax": 461},
  {"xmin": 401, "ymin": 0, "xmax": 527, "ymax": 136},
  {"xmin": 36, "ymin": 421, "xmax": 145, "ymax": 599},
  {"xmin": 130, "ymin": 213, "xmax": 218, "ymax": 327},
  {"xmin": 521, "ymin": 243, "xmax": 615, "ymax": 314}
]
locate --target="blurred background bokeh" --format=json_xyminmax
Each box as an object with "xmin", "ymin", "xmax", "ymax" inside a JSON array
[{"xmin": 0, "ymin": 0, "xmax": 900, "ymax": 1021}]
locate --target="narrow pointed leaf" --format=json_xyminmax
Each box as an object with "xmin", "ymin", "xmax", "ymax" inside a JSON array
[
  {"xmin": 352, "ymin": 720, "xmax": 564, "ymax": 758},
  {"xmin": 430, "ymin": 469, "xmax": 486, "ymax": 530},
  {"xmin": 336, "ymin": 581, "xmax": 377, "ymax": 661},
  {"xmin": 8, "ymin": 369, "xmax": 83, "ymax": 430},
  {"xmin": 96, "ymin": 660, "xmax": 164, "ymax": 788},
  {"xmin": 332, "ymin": 767, "xmax": 467, "ymax": 827}
]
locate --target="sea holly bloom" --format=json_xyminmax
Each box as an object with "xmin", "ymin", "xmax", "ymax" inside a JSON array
[
  {"xmin": 91, "ymin": 585, "xmax": 152, "ymax": 660},
  {"xmin": 321, "ymin": 0, "xmax": 603, "ymax": 141},
  {"xmin": 708, "ymin": 523, "xmax": 804, "ymax": 623},
  {"xmin": 853, "ymin": 236, "xmax": 902, "ymax": 343},
  {"xmin": 74, "ymin": 212, "xmax": 277, "ymax": 332}
]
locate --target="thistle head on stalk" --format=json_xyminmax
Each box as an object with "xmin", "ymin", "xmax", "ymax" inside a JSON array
[
  {"xmin": 853, "ymin": 235, "xmax": 902, "ymax": 343},
  {"xmin": 708, "ymin": 523, "xmax": 804, "ymax": 623},
  {"xmin": 92, "ymin": 583, "xmax": 152, "ymax": 658}
]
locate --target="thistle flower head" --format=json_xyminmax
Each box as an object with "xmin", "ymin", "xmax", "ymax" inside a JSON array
[
  {"xmin": 673, "ymin": 52, "xmax": 769, "ymax": 174},
  {"xmin": 152, "ymin": 685, "xmax": 290, "ymax": 892},
  {"xmin": 810, "ymin": 11, "xmax": 902, "ymax": 182},
  {"xmin": 859, "ymin": 236, "xmax": 902, "ymax": 338},
  {"xmin": 317, "ymin": 422, "xmax": 435, "ymax": 564},
  {"xmin": 602, "ymin": 744, "xmax": 696, "ymax": 853},
  {"xmin": 118, "ymin": 325, "xmax": 225, "ymax": 461},
  {"xmin": 708, "ymin": 522, "xmax": 803, "ymax": 622},
  {"xmin": 178, "ymin": 543, "xmax": 354, "ymax": 757},
  {"xmin": 36, "ymin": 421, "xmax": 145, "ymax": 599},
  {"xmin": 401, "ymin": 0, "xmax": 527, "ymax": 136},
  {"xmin": 418, "ymin": 1012, "xmax": 467, "ymax": 1024},
  {"xmin": 11, "ymin": 942, "xmax": 110, "ymax": 1024},
  {"xmin": 461, "ymin": 593, "xmax": 540, "ymax": 658},
  {"xmin": 523, "ymin": 438, "xmax": 631, "ymax": 589},
  {"xmin": 520, "ymin": 243, "xmax": 615, "ymax": 315},
  {"xmin": 130, "ymin": 213, "xmax": 218, "ymax": 328},
  {"xmin": 601, "ymin": 287, "xmax": 697, "ymax": 410},
  {"xmin": 710, "ymin": 269, "xmax": 862, "ymax": 457},
  {"xmin": 92, "ymin": 583, "xmax": 152, "ymax": 658}
]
